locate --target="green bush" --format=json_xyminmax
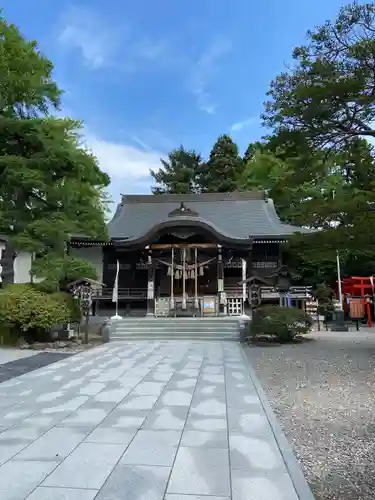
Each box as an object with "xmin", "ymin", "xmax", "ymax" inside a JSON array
[
  {"xmin": 0, "ymin": 325, "xmax": 18, "ymax": 345},
  {"xmin": 251, "ymin": 305, "xmax": 313, "ymax": 342},
  {"xmin": 0, "ymin": 284, "xmax": 78, "ymax": 341},
  {"xmin": 50, "ymin": 291, "xmax": 81, "ymax": 323}
]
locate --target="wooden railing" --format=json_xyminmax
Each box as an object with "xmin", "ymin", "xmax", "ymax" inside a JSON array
[
  {"xmin": 92, "ymin": 285, "xmax": 245, "ymax": 300},
  {"xmin": 224, "ymin": 285, "xmax": 245, "ymax": 297},
  {"xmin": 92, "ymin": 287, "xmax": 147, "ymax": 299}
]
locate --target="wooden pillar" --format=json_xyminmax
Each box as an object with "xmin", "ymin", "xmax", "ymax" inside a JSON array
[
  {"xmin": 146, "ymin": 247, "xmax": 154, "ymax": 315},
  {"xmin": 170, "ymin": 247, "xmax": 175, "ymax": 310},
  {"xmin": 217, "ymin": 245, "xmax": 224, "ymax": 315},
  {"xmin": 182, "ymin": 248, "xmax": 187, "ymax": 309},
  {"xmin": 242, "ymin": 258, "xmax": 247, "ymax": 313},
  {"xmin": 194, "ymin": 247, "xmax": 199, "ymax": 310}
]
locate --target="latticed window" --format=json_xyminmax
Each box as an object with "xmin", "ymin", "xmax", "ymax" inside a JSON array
[{"xmin": 227, "ymin": 298, "xmax": 243, "ymax": 316}]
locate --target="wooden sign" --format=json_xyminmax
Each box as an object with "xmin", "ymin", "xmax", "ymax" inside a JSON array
[
  {"xmin": 203, "ymin": 296, "xmax": 216, "ymax": 314},
  {"xmin": 349, "ymin": 298, "xmax": 364, "ymax": 319}
]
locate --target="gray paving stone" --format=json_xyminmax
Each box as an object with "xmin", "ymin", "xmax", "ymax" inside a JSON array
[
  {"xmin": 161, "ymin": 390, "xmax": 193, "ymax": 407},
  {"xmin": 93, "ymin": 387, "xmax": 132, "ymax": 403},
  {"xmin": 42, "ymin": 442, "xmax": 127, "ymax": 489},
  {"xmin": 167, "ymin": 447, "xmax": 230, "ymax": 497},
  {"xmin": 230, "ymin": 434, "xmax": 288, "ymax": 472},
  {"xmin": 143, "ymin": 406, "xmax": 189, "ymax": 430},
  {"xmin": 185, "ymin": 415, "xmax": 228, "ymax": 432},
  {"xmin": 0, "ymin": 460, "xmax": 58, "ymax": 500},
  {"xmin": 58, "ymin": 408, "xmax": 110, "ymax": 428},
  {"xmin": 95, "ymin": 464, "xmax": 170, "ymax": 500},
  {"xmin": 168, "ymin": 377, "xmax": 197, "ymax": 390},
  {"xmin": 226, "ymin": 391, "xmax": 263, "ymax": 410},
  {"xmin": 85, "ymin": 427, "xmax": 136, "ymax": 445},
  {"xmin": 79, "ymin": 382, "xmax": 106, "ymax": 396},
  {"xmin": 190, "ymin": 398, "xmax": 227, "ymax": 417},
  {"xmin": 0, "ymin": 340, "xmax": 312, "ymax": 500},
  {"xmin": 121, "ymin": 429, "xmax": 180, "ymax": 466},
  {"xmin": 26, "ymin": 487, "xmax": 99, "ymax": 500},
  {"xmin": 231, "ymin": 469, "xmax": 299, "ymax": 500},
  {"xmin": 145, "ymin": 371, "xmax": 174, "ymax": 382},
  {"xmin": 165, "ymin": 496, "xmax": 229, "ymax": 500},
  {"xmin": 100, "ymin": 408, "xmax": 148, "ymax": 429},
  {"xmin": 15, "ymin": 426, "xmax": 89, "ymax": 462},
  {"xmin": 118, "ymin": 394, "xmax": 159, "ymax": 411},
  {"xmin": 131, "ymin": 381, "xmax": 166, "ymax": 396},
  {"xmin": 227, "ymin": 408, "xmax": 270, "ymax": 434},
  {"xmin": 181, "ymin": 430, "xmax": 228, "ymax": 448}
]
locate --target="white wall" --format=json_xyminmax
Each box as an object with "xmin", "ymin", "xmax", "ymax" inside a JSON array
[
  {"xmin": 14, "ymin": 251, "xmax": 33, "ymax": 283},
  {"xmin": 70, "ymin": 246, "xmax": 103, "ymax": 285},
  {"xmin": 11, "ymin": 247, "xmax": 103, "ymax": 285},
  {"xmin": 0, "ymin": 241, "xmax": 5, "ymax": 283}
]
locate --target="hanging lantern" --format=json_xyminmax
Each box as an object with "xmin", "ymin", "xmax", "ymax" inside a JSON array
[{"xmin": 199, "ymin": 266, "xmax": 204, "ymax": 276}]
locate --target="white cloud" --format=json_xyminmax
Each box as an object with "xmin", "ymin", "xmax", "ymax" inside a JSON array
[
  {"xmin": 230, "ymin": 117, "xmax": 257, "ymax": 133},
  {"xmin": 83, "ymin": 133, "xmax": 162, "ymax": 182},
  {"xmin": 57, "ymin": 6, "xmax": 180, "ymax": 73},
  {"xmin": 58, "ymin": 6, "xmax": 120, "ymax": 69},
  {"xmin": 190, "ymin": 39, "xmax": 232, "ymax": 114}
]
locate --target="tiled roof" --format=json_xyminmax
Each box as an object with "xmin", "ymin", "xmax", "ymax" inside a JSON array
[{"xmin": 108, "ymin": 192, "xmax": 310, "ymax": 243}]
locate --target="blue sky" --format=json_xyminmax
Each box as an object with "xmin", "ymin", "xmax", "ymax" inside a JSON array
[{"xmin": 4, "ymin": 0, "xmax": 347, "ymax": 206}]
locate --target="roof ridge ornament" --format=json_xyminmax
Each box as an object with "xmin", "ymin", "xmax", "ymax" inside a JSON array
[{"xmin": 168, "ymin": 202, "xmax": 199, "ymax": 218}]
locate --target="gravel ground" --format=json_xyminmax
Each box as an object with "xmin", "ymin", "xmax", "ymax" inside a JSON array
[{"xmin": 245, "ymin": 331, "xmax": 375, "ymax": 500}]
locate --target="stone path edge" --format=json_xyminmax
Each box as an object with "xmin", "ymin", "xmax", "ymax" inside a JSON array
[
  {"xmin": 0, "ymin": 352, "xmax": 74, "ymax": 383},
  {"xmin": 241, "ymin": 345, "xmax": 315, "ymax": 500}
]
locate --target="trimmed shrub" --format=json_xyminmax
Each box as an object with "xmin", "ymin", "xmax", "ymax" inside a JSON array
[
  {"xmin": 50, "ymin": 291, "xmax": 81, "ymax": 323},
  {"xmin": 251, "ymin": 305, "xmax": 313, "ymax": 342},
  {"xmin": 0, "ymin": 284, "xmax": 77, "ymax": 341}
]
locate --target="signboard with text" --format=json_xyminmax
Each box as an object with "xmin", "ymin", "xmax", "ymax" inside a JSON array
[{"xmin": 349, "ymin": 298, "xmax": 365, "ymax": 319}]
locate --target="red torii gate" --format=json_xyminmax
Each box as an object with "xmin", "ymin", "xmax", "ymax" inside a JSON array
[{"xmin": 336, "ymin": 276, "xmax": 374, "ymax": 327}]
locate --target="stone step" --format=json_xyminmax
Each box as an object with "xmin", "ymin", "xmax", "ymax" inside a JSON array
[
  {"xmin": 110, "ymin": 316, "xmax": 241, "ymax": 341},
  {"xmin": 112, "ymin": 323, "xmax": 237, "ymax": 330},
  {"xmin": 111, "ymin": 335, "xmax": 238, "ymax": 341}
]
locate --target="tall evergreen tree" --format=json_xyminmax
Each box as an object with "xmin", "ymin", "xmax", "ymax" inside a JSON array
[
  {"xmin": 200, "ymin": 135, "xmax": 244, "ymax": 192},
  {"xmin": 150, "ymin": 146, "xmax": 203, "ymax": 194},
  {"xmin": 0, "ymin": 15, "xmax": 109, "ymax": 288},
  {"xmin": 264, "ymin": 2, "xmax": 375, "ymax": 151}
]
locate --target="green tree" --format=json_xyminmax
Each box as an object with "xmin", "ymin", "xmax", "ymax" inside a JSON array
[
  {"xmin": 200, "ymin": 134, "xmax": 244, "ymax": 192},
  {"xmin": 150, "ymin": 146, "xmax": 204, "ymax": 194},
  {"xmin": 0, "ymin": 15, "xmax": 109, "ymax": 289},
  {"xmin": 0, "ymin": 14, "xmax": 61, "ymax": 117},
  {"xmin": 263, "ymin": 2, "xmax": 375, "ymax": 150},
  {"xmin": 243, "ymin": 135, "xmax": 375, "ymax": 283}
]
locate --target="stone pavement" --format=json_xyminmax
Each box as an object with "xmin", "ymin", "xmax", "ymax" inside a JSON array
[{"xmin": 0, "ymin": 341, "xmax": 313, "ymax": 500}]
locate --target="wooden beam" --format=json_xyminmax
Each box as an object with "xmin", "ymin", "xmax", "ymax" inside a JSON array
[{"xmin": 150, "ymin": 243, "xmax": 217, "ymax": 249}]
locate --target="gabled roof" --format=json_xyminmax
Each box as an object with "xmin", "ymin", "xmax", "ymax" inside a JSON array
[{"xmin": 108, "ymin": 191, "xmax": 311, "ymax": 245}]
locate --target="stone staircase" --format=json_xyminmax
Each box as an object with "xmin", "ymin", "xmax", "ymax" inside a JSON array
[{"xmin": 110, "ymin": 317, "xmax": 240, "ymax": 341}]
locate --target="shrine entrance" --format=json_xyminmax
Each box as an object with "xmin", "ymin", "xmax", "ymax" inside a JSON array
[{"xmin": 153, "ymin": 245, "xmax": 219, "ymax": 316}]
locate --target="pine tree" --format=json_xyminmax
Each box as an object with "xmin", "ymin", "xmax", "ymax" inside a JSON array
[
  {"xmin": 150, "ymin": 146, "xmax": 203, "ymax": 194},
  {"xmin": 200, "ymin": 135, "xmax": 244, "ymax": 192}
]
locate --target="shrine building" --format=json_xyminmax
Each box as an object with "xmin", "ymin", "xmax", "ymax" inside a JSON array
[{"xmin": 69, "ymin": 191, "xmax": 310, "ymax": 317}]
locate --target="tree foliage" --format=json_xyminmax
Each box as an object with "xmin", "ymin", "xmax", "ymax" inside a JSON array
[
  {"xmin": 0, "ymin": 284, "xmax": 74, "ymax": 335},
  {"xmin": 263, "ymin": 2, "xmax": 375, "ymax": 150},
  {"xmin": 199, "ymin": 134, "xmax": 244, "ymax": 193},
  {"xmin": 0, "ymin": 14, "xmax": 109, "ymax": 289},
  {"xmin": 151, "ymin": 135, "xmax": 245, "ymax": 194},
  {"xmin": 150, "ymin": 146, "xmax": 203, "ymax": 194}
]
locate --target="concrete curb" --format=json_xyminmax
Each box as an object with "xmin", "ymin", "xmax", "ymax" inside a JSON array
[{"xmin": 241, "ymin": 345, "xmax": 316, "ymax": 500}]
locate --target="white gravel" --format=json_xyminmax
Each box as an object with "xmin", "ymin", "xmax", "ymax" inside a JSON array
[{"xmin": 245, "ymin": 331, "xmax": 375, "ymax": 500}]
